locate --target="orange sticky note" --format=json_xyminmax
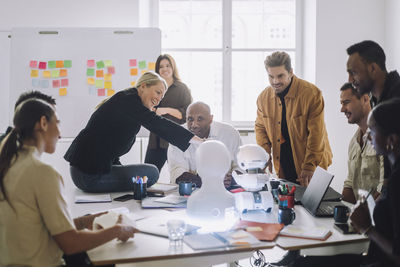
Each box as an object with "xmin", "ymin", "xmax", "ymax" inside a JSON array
[
  {"xmin": 130, "ymin": 68, "xmax": 138, "ymax": 76},
  {"xmin": 59, "ymin": 88, "xmax": 67, "ymax": 96},
  {"xmin": 30, "ymin": 70, "xmax": 39, "ymax": 77},
  {"xmin": 104, "ymin": 73, "xmax": 112, "ymax": 81},
  {"xmin": 87, "ymin": 78, "xmax": 95, "ymax": 85},
  {"xmin": 131, "ymin": 81, "xmax": 136, "ymax": 87},
  {"xmin": 148, "ymin": 62, "xmax": 156, "ymax": 70},
  {"xmin": 96, "ymin": 70, "xmax": 104, "ymax": 78},
  {"xmin": 59, "ymin": 69, "xmax": 67, "ymax": 77},
  {"xmin": 107, "ymin": 89, "xmax": 115, "ymax": 96},
  {"xmin": 104, "ymin": 81, "xmax": 112, "ymax": 89},
  {"xmin": 141, "ymin": 70, "xmax": 147, "ymax": 75},
  {"xmin": 56, "ymin": 61, "xmax": 64, "ymax": 68},
  {"xmin": 43, "ymin": 70, "xmax": 51, "ymax": 78}
]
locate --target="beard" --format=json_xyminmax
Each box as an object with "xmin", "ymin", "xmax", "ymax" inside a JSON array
[{"xmin": 356, "ymin": 77, "xmax": 374, "ymax": 95}]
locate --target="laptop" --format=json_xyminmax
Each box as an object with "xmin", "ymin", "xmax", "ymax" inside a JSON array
[{"xmin": 300, "ymin": 167, "xmax": 339, "ymax": 217}]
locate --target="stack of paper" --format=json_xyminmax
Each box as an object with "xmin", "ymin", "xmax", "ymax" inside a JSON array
[
  {"xmin": 279, "ymin": 225, "xmax": 332, "ymax": 241},
  {"xmin": 147, "ymin": 183, "xmax": 178, "ymax": 194},
  {"xmin": 75, "ymin": 194, "xmax": 111, "ymax": 203}
]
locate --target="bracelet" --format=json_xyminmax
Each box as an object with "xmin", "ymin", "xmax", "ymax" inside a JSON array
[{"xmin": 362, "ymin": 225, "xmax": 373, "ymax": 236}]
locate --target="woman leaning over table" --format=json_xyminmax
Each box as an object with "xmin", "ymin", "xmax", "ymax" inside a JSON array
[
  {"xmin": 0, "ymin": 99, "xmax": 137, "ymax": 267},
  {"xmin": 65, "ymin": 72, "xmax": 201, "ymax": 193},
  {"xmin": 294, "ymin": 98, "xmax": 400, "ymax": 267},
  {"xmin": 145, "ymin": 54, "xmax": 193, "ymax": 172}
]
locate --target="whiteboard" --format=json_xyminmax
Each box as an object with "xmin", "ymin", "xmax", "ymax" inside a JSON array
[
  {"xmin": 0, "ymin": 31, "xmax": 11, "ymax": 132},
  {"xmin": 10, "ymin": 28, "xmax": 160, "ymax": 137}
]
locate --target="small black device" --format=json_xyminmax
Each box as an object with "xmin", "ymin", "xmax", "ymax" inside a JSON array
[
  {"xmin": 334, "ymin": 223, "xmax": 357, "ymax": 234},
  {"xmin": 113, "ymin": 194, "xmax": 134, "ymax": 202}
]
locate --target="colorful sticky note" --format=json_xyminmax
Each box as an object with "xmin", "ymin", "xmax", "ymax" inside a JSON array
[
  {"xmin": 87, "ymin": 60, "xmax": 95, "ymax": 67},
  {"xmin": 104, "ymin": 73, "xmax": 112, "ymax": 81},
  {"xmin": 138, "ymin": 61, "xmax": 146, "ymax": 69},
  {"xmin": 51, "ymin": 70, "xmax": 60, "ymax": 78},
  {"xmin": 96, "ymin": 70, "xmax": 104, "ymax": 78},
  {"xmin": 89, "ymin": 87, "xmax": 97, "ymax": 95},
  {"xmin": 87, "ymin": 78, "xmax": 95, "ymax": 85},
  {"xmin": 59, "ymin": 69, "xmax": 67, "ymax": 77},
  {"xmin": 148, "ymin": 62, "xmax": 156, "ymax": 70},
  {"xmin": 130, "ymin": 68, "xmax": 138, "ymax": 76},
  {"xmin": 129, "ymin": 59, "xmax": 137, "ymax": 67},
  {"xmin": 32, "ymin": 79, "xmax": 40, "ymax": 87},
  {"xmin": 53, "ymin": 80, "xmax": 60, "ymax": 88},
  {"xmin": 107, "ymin": 89, "xmax": 115, "ymax": 96},
  {"xmin": 141, "ymin": 70, "xmax": 147, "ymax": 75},
  {"xmin": 48, "ymin": 61, "xmax": 56, "ymax": 69},
  {"xmin": 30, "ymin": 69, "xmax": 39, "ymax": 77},
  {"xmin": 96, "ymin": 61, "xmax": 105, "ymax": 68},
  {"xmin": 95, "ymin": 79, "xmax": 104, "ymax": 88},
  {"xmin": 130, "ymin": 81, "xmax": 136, "ymax": 87},
  {"xmin": 61, "ymin": 78, "xmax": 68, "ymax": 87},
  {"xmin": 107, "ymin": 66, "xmax": 115, "ymax": 74},
  {"xmin": 56, "ymin": 61, "xmax": 64, "ymax": 68},
  {"xmin": 87, "ymin": 68, "xmax": 95, "ymax": 76},
  {"xmin": 38, "ymin": 62, "xmax": 47, "ymax": 69},
  {"xmin": 104, "ymin": 60, "xmax": 112, "ymax": 67},
  {"xmin": 30, "ymin": 60, "xmax": 38, "ymax": 68},
  {"xmin": 43, "ymin": 71, "xmax": 51, "ymax": 78},
  {"xmin": 40, "ymin": 80, "xmax": 49, "ymax": 88},
  {"xmin": 98, "ymin": 88, "xmax": 105, "ymax": 96},
  {"xmin": 59, "ymin": 88, "xmax": 67, "ymax": 96},
  {"xmin": 64, "ymin": 60, "xmax": 72, "ymax": 68},
  {"xmin": 104, "ymin": 81, "xmax": 112, "ymax": 89}
]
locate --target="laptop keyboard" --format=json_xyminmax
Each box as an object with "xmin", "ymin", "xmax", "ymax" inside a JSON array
[{"xmin": 317, "ymin": 203, "xmax": 334, "ymax": 215}]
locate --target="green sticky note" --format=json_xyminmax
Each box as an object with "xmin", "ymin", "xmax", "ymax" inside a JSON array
[
  {"xmin": 87, "ymin": 68, "xmax": 95, "ymax": 76},
  {"xmin": 51, "ymin": 69, "xmax": 60, "ymax": 78},
  {"xmin": 64, "ymin": 60, "xmax": 72, "ymax": 68},
  {"xmin": 48, "ymin": 61, "xmax": 56, "ymax": 69},
  {"xmin": 95, "ymin": 79, "xmax": 104, "ymax": 88},
  {"xmin": 104, "ymin": 60, "xmax": 112, "ymax": 67},
  {"xmin": 96, "ymin": 61, "xmax": 105, "ymax": 68},
  {"xmin": 138, "ymin": 61, "xmax": 146, "ymax": 69}
]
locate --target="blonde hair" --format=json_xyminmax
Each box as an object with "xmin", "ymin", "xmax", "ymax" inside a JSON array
[
  {"xmin": 95, "ymin": 72, "xmax": 167, "ymax": 109},
  {"xmin": 155, "ymin": 54, "xmax": 181, "ymax": 82}
]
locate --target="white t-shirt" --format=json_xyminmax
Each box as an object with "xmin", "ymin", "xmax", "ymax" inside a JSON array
[
  {"xmin": 168, "ymin": 121, "xmax": 242, "ymax": 183},
  {"xmin": 0, "ymin": 146, "xmax": 75, "ymax": 267}
]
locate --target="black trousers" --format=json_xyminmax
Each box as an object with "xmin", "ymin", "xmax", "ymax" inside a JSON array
[{"xmin": 145, "ymin": 147, "xmax": 168, "ymax": 172}]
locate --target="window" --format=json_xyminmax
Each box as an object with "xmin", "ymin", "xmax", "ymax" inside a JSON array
[{"xmin": 158, "ymin": 0, "xmax": 298, "ymax": 126}]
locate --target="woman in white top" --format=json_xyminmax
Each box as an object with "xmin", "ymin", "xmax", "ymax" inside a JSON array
[{"xmin": 0, "ymin": 98, "xmax": 137, "ymax": 267}]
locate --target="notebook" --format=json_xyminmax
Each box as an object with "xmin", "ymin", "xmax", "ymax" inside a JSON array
[
  {"xmin": 147, "ymin": 183, "xmax": 178, "ymax": 195},
  {"xmin": 236, "ymin": 221, "xmax": 284, "ymax": 241},
  {"xmin": 74, "ymin": 193, "xmax": 112, "ymax": 203},
  {"xmin": 279, "ymin": 225, "xmax": 332, "ymax": 241},
  {"xmin": 300, "ymin": 167, "xmax": 338, "ymax": 217}
]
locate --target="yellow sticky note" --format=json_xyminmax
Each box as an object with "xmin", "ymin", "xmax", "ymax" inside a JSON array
[
  {"xmin": 148, "ymin": 62, "xmax": 156, "ymax": 70},
  {"xmin": 59, "ymin": 69, "xmax": 67, "ymax": 77},
  {"xmin": 87, "ymin": 78, "xmax": 95, "ymax": 85},
  {"xmin": 30, "ymin": 70, "xmax": 39, "ymax": 77},
  {"xmin": 104, "ymin": 73, "xmax": 112, "ymax": 81},
  {"xmin": 107, "ymin": 89, "xmax": 115, "ymax": 96},
  {"xmin": 130, "ymin": 81, "xmax": 136, "ymax": 87},
  {"xmin": 104, "ymin": 81, "xmax": 112, "ymax": 89},
  {"xmin": 130, "ymin": 68, "xmax": 138, "ymax": 76},
  {"xmin": 59, "ymin": 88, "xmax": 67, "ymax": 96},
  {"xmin": 104, "ymin": 60, "xmax": 112, "ymax": 67},
  {"xmin": 95, "ymin": 79, "xmax": 104, "ymax": 88},
  {"xmin": 43, "ymin": 70, "xmax": 51, "ymax": 78},
  {"xmin": 141, "ymin": 70, "xmax": 147, "ymax": 75},
  {"xmin": 246, "ymin": 226, "xmax": 263, "ymax": 232},
  {"xmin": 51, "ymin": 70, "xmax": 60, "ymax": 78}
]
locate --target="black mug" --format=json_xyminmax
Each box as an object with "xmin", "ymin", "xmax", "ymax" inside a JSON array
[
  {"xmin": 278, "ymin": 207, "xmax": 296, "ymax": 225},
  {"xmin": 133, "ymin": 182, "xmax": 147, "ymax": 200},
  {"xmin": 179, "ymin": 182, "xmax": 196, "ymax": 196},
  {"xmin": 334, "ymin": 205, "xmax": 350, "ymax": 223}
]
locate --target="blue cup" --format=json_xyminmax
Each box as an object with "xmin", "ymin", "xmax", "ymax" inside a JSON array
[{"xmin": 278, "ymin": 207, "xmax": 296, "ymax": 225}]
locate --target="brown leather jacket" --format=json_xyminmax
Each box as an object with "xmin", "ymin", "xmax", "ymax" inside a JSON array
[{"xmin": 255, "ymin": 75, "xmax": 332, "ymax": 177}]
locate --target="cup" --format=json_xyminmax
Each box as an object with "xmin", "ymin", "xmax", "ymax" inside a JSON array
[
  {"xmin": 133, "ymin": 182, "xmax": 147, "ymax": 200},
  {"xmin": 334, "ymin": 205, "xmax": 350, "ymax": 224},
  {"xmin": 278, "ymin": 207, "xmax": 296, "ymax": 225},
  {"xmin": 278, "ymin": 194, "xmax": 295, "ymax": 209},
  {"xmin": 178, "ymin": 182, "xmax": 196, "ymax": 196},
  {"xmin": 167, "ymin": 219, "xmax": 186, "ymax": 246}
]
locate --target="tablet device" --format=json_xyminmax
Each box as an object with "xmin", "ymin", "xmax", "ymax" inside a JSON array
[
  {"xmin": 113, "ymin": 194, "xmax": 134, "ymax": 202},
  {"xmin": 334, "ymin": 223, "xmax": 357, "ymax": 234}
]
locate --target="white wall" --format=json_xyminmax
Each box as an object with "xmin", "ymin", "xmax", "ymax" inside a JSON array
[
  {"xmin": 385, "ymin": 0, "xmax": 400, "ymax": 71},
  {"xmin": 304, "ymin": 0, "xmax": 386, "ymax": 191}
]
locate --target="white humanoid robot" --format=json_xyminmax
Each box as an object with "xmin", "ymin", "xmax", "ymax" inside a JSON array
[{"xmin": 232, "ymin": 144, "xmax": 274, "ymax": 213}]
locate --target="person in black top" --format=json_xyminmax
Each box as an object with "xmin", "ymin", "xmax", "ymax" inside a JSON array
[
  {"xmin": 294, "ymin": 98, "xmax": 400, "ymax": 267},
  {"xmin": 145, "ymin": 54, "xmax": 192, "ymax": 172},
  {"xmin": 64, "ymin": 72, "xmax": 202, "ymax": 193}
]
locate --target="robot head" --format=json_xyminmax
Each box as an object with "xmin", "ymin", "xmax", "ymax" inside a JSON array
[{"xmin": 236, "ymin": 144, "xmax": 269, "ymax": 173}]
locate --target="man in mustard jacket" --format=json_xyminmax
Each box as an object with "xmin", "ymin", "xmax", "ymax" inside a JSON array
[{"xmin": 255, "ymin": 51, "xmax": 332, "ymax": 186}]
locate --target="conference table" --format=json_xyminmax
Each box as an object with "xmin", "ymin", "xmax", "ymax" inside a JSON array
[{"xmin": 69, "ymin": 189, "xmax": 369, "ymax": 266}]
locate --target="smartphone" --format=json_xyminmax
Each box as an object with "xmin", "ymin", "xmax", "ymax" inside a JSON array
[
  {"xmin": 334, "ymin": 223, "xmax": 357, "ymax": 234},
  {"xmin": 113, "ymin": 194, "xmax": 134, "ymax": 202}
]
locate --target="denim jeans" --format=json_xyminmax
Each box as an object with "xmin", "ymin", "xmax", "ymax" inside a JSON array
[{"xmin": 70, "ymin": 164, "xmax": 159, "ymax": 193}]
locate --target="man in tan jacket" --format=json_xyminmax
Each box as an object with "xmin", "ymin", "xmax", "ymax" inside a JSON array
[{"xmin": 255, "ymin": 51, "xmax": 332, "ymax": 186}]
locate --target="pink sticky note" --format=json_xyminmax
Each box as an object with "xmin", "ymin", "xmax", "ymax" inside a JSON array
[
  {"xmin": 107, "ymin": 66, "xmax": 115, "ymax": 74},
  {"xmin": 39, "ymin": 62, "xmax": 47, "ymax": 69},
  {"xmin": 61, "ymin": 78, "xmax": 68, "ymax": 87},
  {"xmin": 87, "ymin": 60, "xmax": 95, "ymax": 67},
  {"xmin": 129, "ymin": 59, "xmax": 137, "ymax": 67},
  {"xmin": 52, "ymin": 80, "xmax": 60, "ymax": 88},
  {"xmin": 30, "ymin": 60, "xmax": 38, "ymax": 68},
  {"xmin": 98, "ymin": 88, "xmax": 105, "ymax": 96}
]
